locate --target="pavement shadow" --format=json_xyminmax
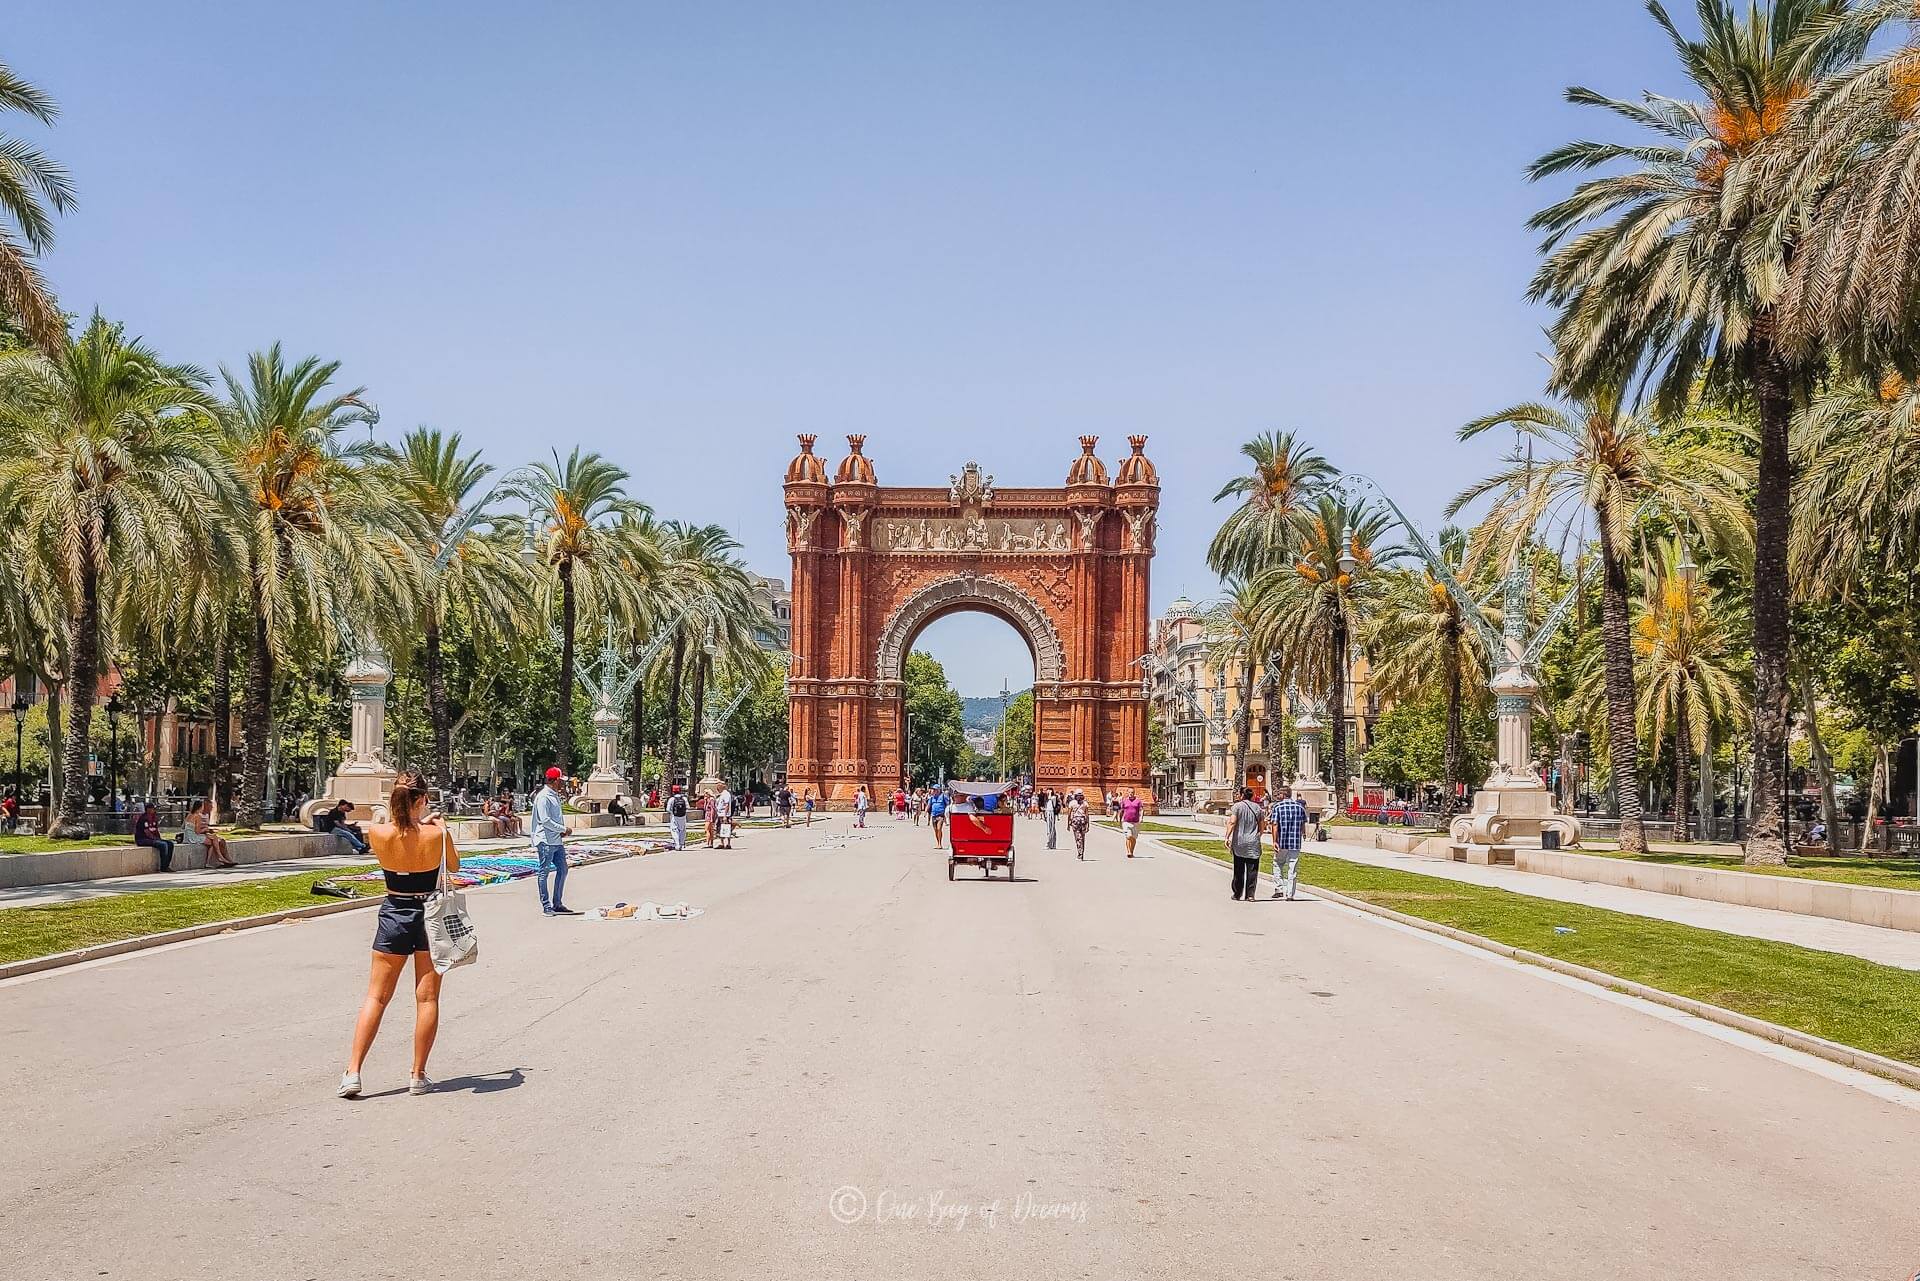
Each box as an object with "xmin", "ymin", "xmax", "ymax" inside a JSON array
[
  {"xmin": 951, "ymin": 875, "xmax": 1040, "ymax": 884},
  {"xmin": 364, "ymin": 1067, "xmax": 527, "ymax": 1099}
]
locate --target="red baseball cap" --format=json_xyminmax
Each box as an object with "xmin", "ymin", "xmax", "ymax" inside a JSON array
[{"xmin": 545, "ymin": 767, "xmax": 563, "ymax": 781}]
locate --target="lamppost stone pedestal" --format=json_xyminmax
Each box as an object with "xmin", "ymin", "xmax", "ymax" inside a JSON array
[
  {"xmin": 1446, "ymin": 664, "xmax": 1582, "ymax": 865},
  {"xmin": 310, "ymin": 650, "xmax": 398, "ymax": 824},
  {"xmin": 1291, "ymin": 709, "xmax": 1333, "ymax": 819},
  {"xmin": 584, "ymin": 703, "xmax": 624, "ymax": 802}
]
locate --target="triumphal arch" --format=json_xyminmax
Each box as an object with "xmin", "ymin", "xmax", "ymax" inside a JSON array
[{"xmin": 782, "ymin": 434, "xmax": 1159, "ymax": 807}]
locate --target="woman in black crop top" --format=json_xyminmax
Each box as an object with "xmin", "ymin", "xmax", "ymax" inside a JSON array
[{"xmin": 337, "ymin": 772, "xmax": 460, "ymax": 1099}]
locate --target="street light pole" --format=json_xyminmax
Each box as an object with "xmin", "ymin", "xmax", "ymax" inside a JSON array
[
  {"xmin": 999, "ymin": 678, "xmax": 1011, "ymax": 782},
  {"xmin": 11, "ymin": 693, "xmax": 27, "ymax": 819},
  {"xmin": 107, "ymin": 693, "xmax": 120, "ymax": 809}
]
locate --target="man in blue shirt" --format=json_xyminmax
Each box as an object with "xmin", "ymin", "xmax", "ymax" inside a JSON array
[
  {"xmin": 531, "ymin": 766, "xmax": 576, "ymax": 916},
  {"xmin": 927, "ymin": 786, "xmax": 949, "ymax": 849},
  {"xmin": 1268, "ymin": 784, "xmax": 1308, "ymax": 901}
]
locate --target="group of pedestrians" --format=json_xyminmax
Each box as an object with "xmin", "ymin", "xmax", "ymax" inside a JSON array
[{"xmin": 1225, "ymin": 784, "xmax": 1308, "ymax": 902}]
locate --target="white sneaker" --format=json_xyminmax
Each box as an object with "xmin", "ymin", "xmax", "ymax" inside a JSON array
[
  {"xmin": 409, "ymin": 1075, "xmax": 433, "ymax": 1096},
  {"xmin": 336, "ymin": 1072, "xmax": 362, "ymax": 1099}
]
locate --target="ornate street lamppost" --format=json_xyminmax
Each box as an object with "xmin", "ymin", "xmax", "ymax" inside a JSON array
[{"xmin": 106, "ymin": 692, "xmax": 121, "ymax": 808}]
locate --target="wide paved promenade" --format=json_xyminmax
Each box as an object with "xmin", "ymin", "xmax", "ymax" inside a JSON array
[{"xmin": 4, "ymin": 817, "xmax": 1916, "ymax": 1279}]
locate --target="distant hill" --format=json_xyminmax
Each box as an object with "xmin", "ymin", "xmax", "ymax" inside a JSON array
[{"xmin": 960, "ymin": 691, "xmax": 1030, "ymax": 731}]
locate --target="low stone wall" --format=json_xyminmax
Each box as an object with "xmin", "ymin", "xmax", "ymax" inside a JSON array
[
  {"xmin": 0, "ymin": 831, "xmax": 339, "ymax": 890},
  {"xmin": 1323, "ymin": 826, "xmax": 1449, "ymax": 856},
  {"xmin": 1514, "ymin": 847, "xmax": 1920, "ymax": 934}
]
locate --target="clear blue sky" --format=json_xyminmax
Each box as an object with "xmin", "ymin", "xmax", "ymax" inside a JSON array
[{"xmin": 14, "ymin": 1, "xmax": 1672, "ymax": 697}]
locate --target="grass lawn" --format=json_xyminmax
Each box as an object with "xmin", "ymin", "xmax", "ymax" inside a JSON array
[
  {"xmin": 1581, "ymin": 847, "xmax": 1920, "ymax": 893},
  {"xmin": 1096, "ymin": 819, "xmax": 1209, "ymax": 835},
  {"xmin": 1161, "ymin": 837, "xmax": 1920, "ymax": 1066},
  {"xmin": 0, "ymin": 864, "xmax": 379, "ymax": 966},
  {"xmin": 0, "ymin": 833, "xmax": 140, "ymax": 856}
]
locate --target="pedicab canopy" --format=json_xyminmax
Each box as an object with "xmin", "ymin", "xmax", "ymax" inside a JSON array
[{"xmin": 945, "ymin": 780, "xmax": 1015, "ymax": 811}]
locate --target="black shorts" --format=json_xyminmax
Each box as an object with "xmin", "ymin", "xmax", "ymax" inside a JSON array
[{"xmin": 372, "ymin": 898, "xmax": 429, "ymax": 955}]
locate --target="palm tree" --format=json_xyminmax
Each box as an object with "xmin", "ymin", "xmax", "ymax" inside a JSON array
[
  {"xmin": 222, "ymin": 346, "xmax": 399, "ymax": 828},
  {"xmin": 649, "ymin": 522, "xmax": 767, "ymax": 789},
  {"xmin": 1526, "ymin": 0, "xmax": 1873, "ymax": 864},
  {"xmin": 1367, "ymin": 529, "xmax": 1491, "ymax": 820},
  {"xmin": 1450, "ymin": 390, "xmax": 1750, "ymax": 853},
  {"xmin": 1791, "ymin": 376, "xmax": 1920, "ymax": 588},
  {"xmin": 509, "ymin": 449, "xmax": 647, "ymax": 775},
  {"xmin": 1207, "ymin": 431, "xmax": 1335, "ymax": 581},
  {"xmin": 1248, "ymin": 495, "xmax": 1395, "ymax": 813},
  {"xmin": 0, "ymin": 61, "xmax": 75, "ymax": 354},
  {"xmin": 0, "ymin": 315, "xmax": 234, "ymax": 835},
  {"xmin": 378, "ymin": 428, "xmax": 532, "ymax": 790},
  {"xmin": 1203, "ymin": 582, "xmax": 1264, "ymax": 794},
  {"xmin": 1629, "ymin": 539, "xmax": 1748, "ymax": 842}
]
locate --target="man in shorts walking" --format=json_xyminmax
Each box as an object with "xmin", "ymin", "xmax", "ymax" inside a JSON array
[
  {"xmin": 927, "ymin": 785, "xmax": 949, "ymax": 849},
  {"xmin": 1118, "ymin": 788, "xmax": 1145, "ymax": 858}
]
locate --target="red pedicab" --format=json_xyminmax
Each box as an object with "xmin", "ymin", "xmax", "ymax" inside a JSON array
[{"xmin": 945, "ymin": 780, "xmax": 1017, "ymax": 881}]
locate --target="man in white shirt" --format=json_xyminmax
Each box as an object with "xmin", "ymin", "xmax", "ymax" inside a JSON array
[
  {"xmin": 531, "ymin": 766, "xmax": 576, "ymax": 916},
  {"xmin": 714, "ymin": 784, "xmax": 736, "ymax": 849}
]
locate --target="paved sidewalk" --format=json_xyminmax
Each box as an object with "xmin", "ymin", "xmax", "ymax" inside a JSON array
[{"xmin": 1286, "ymin": 840, "xmax": 1920, "ymax": 971}]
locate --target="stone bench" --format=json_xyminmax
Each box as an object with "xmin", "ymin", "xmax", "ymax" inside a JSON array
[{"xmin": 0, "ymin": 831, "xmax": 340, "ymax": 890}]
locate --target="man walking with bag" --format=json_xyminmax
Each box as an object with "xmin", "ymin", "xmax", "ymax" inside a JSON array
[
  {"xmin": 667, "ymin": 785, "xmax": 689, "ymax": 850},
  {"xmin": 1268, "ymin": 784, "xmax": 1307, "ymax": 900},
  {"xmin": 1225, "ymin": 786, "xmax": 1263, "ymax": 902},
  {"xmin": 532, "ymin": 766, "xmax": 576, "ymax": 917}
]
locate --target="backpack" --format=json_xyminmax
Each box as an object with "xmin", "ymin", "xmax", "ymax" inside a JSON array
[{"xmin": 669, "ymin": 794, "xmax": 687, "ymax": 818}]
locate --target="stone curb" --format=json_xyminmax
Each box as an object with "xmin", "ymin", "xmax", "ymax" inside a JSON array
[
  {"xmin": 0, "ymin": 841, "xmax": 666, "ymax": 983},
  {"xmin": 1146, "ymin": 834, "xmax": 1920, "ymax": 1093}
]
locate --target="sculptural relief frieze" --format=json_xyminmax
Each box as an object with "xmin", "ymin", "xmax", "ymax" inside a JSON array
[{"xmin": 876, "ymin": 516, "xmax": 1071, "ymax": 554}]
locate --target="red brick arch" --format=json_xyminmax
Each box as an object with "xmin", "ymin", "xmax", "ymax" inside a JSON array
[{"xmin": 782, "ymin": 434, "xmax": 1158, "ymax": 805}]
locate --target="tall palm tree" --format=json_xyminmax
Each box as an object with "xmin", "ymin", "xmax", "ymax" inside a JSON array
[
  {"xmin": 1207, "ymin": 431, "xmax": 1335, "ymax": 581},
  {"xmin": 1367, "ymin": 528, "xmax": 1491, "ymax": 820},
  {"xmin": 1526, "ymin": 0, "xmax": 1873, "ymax": 863},
  {"xmin": 0, "ymin": 61, "xmax": 75, "ymax": 354},
  {"xmin": 1629, "ymin": 539, "xmax": 1748, "ymax": 842},
  {"xmin": 1451, "ymin": 391, "xmax": 1750, "ymax": 853},
  {"xmin": 1249, "ymin": 495, "xmax": 1395, "ymax": 812},
  {"xmin": 1791, "ymin": 375, "xmax": 1920, "ymax": 588},
  {"xmin": 509, "ymin": 449, "xmax": 647, "ymax": 774},
  {"xmin": 0, "ymin": 315, "xmax": 234, "ymax": 835},
  {"xmin": 1203, "ymin": 581, "xmax": 1264, "ymax": 794},
  {"xmin": 379, "ymin": 428, "xmax": 532, "ymax": 790},
  {"xmin": 650, "ymin": 522, "xmax": 767, "ymax": 789},
  {"xmin": 222, "ymin": 346, "xmax": 399, "ymax": 828}
]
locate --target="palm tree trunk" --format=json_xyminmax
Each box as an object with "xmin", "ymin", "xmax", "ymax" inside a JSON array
[
  {"xmin": 42, "ymin": 678, "xmax": 64, "ymax": 813},
  {"xmin": 1594, "ymin": 508, "xmax": 1646, "ymax": 853},
  {"xmin": 236, "ymin": 575, "xmax": 273, "ymax": 829},
  {"xmin": 554, "ymin": 560, "xmax": 576, "ymax": 774},
  {"xmin": 1744, "ymin": 321, "xmax": 1793, "ymax": 866},
  {"xmin": 1867, "ymin": 745, "xmax": 1891, "ymax": 852},
  {"xmin": 53, "ymin": 560, "xmax": 100, "ymax": 838},
  {"xmin": 1442, "ymin": 611, "xmax": 1464, "ymax": 821},
  {"xmin": 1330, "ymin": 612, "xmax": 1350, "ymax": 813},
  {"xmin": 211, "ymin": 630, "xmax": 232, "ymax": 816},
  {"xmin": 1801, "ymin": 673, "xmax": 1841, "ymax": 850},
  {"xmin": 1672, "ymin": 690, "xmax": 1692, "ymax": 843},
  {"xmin": 1231, "ymin": 660, "xmax": 1254, "ymax": 793},
  {"xmin": 425, "ymin": 603, "xmax": 451, "ymax": 790},
  {"xmin": 664, "ymin": 636, "xmax": 686, "ymax": 789}
]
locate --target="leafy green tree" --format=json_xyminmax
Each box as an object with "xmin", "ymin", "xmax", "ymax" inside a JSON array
[
  {"xmin": 1366, "ymin": 693, "xmax": 1492, "ymax": 796},
  {"xmin": 720, "ymin": 665, "xmax": 788, "ymax": 785},
  {"xmin": 1525, "ymin": 0, "xmax": 1873, "ymax": 863},
  {"xmin": 902, "ymin": 651, "xmax": 967, "ymax": 785},
  {"xmin": 0, "ymin": 315, "xmax": 234, "ymax": 834},
  {"xmin": 0, "ymin": 60, "xmax": 75, "ymax": 353},
  {"xmin": 995, "ymin": 690, "xmax": 1035, "ymax": 779}
]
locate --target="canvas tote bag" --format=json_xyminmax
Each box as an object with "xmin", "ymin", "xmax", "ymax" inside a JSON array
[{"xmin": 424, "ymin": 827, "xmax": 479, "ymax": 973}]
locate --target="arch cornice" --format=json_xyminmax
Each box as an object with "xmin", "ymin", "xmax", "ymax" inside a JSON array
[{"xmin": 874, "ymin": 573, "xmax": 1063, "ymax": 685}]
